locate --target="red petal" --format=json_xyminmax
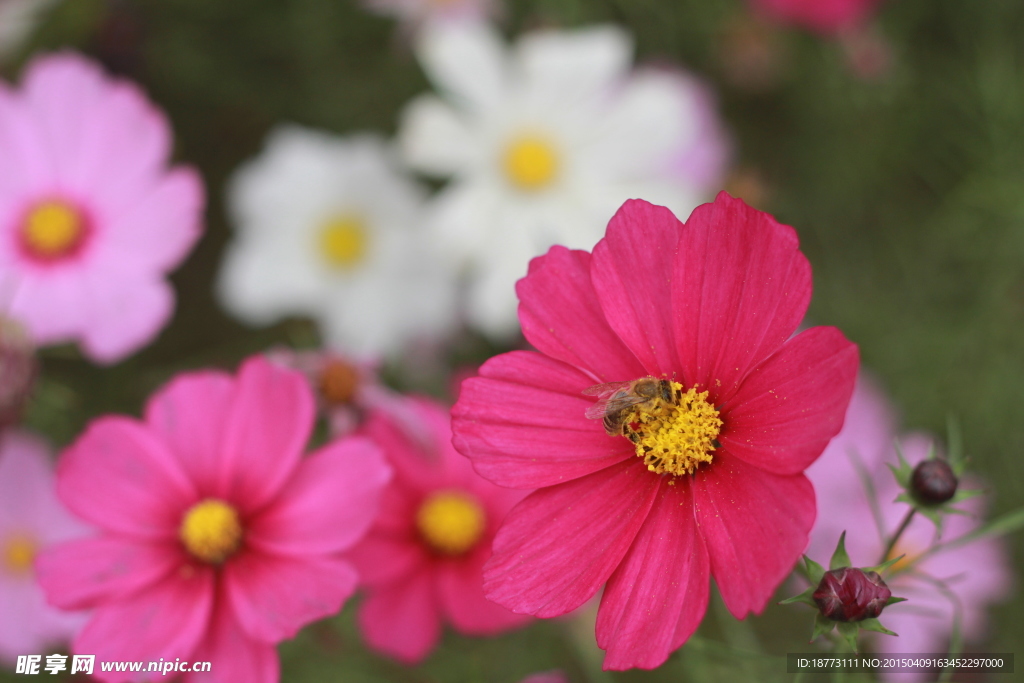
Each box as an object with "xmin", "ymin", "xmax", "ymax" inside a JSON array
[
  {"xmin": 247, "ymin": 436, "xmax": 391, "ymax": 556},
  {"xmin": 721, "ymin": 326, "xmax": 859, "ymax": 475},
  {"xmin": 437, "ymin": 543, "xmax": 531, "ymax": 634},
  {"xmin": 693, "ymin": 454, "xmax": 815, "ymax": 617},
  {"xmin": 518, "ymin": 245, "xmax": 645, "ymax": 382},
  {"xmin": 188, "ymin": 592, "xmax": 279, "ymax": 683},
  {"xmin": 672, "ymin": 192, "xmax": 811, "ymax": 402},
  {"xmin": 483, "ymin": 459, "xmax": 659, "ymax": 618},
  {"xmin": 57, "ymin": 417, "xmax": 195, "ymax": 539},
  {"xmin": 590, "ymin": 200, "xmax": 684, "ymax": 377},
  {"xmin": 358, "ymin": 569, "xmax": 441, "ymax": 664},
  {"xmin": 596, "ymin": 481, "xmax": 710, "ymax": 670},
  {"xmin": 452, "ymin": 351, "xmax": 632, "ymax": 489}
]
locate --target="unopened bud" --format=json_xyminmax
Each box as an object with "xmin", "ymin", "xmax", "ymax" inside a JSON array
[
  {"xmin": 813, "ymin": 567, "xmax": 891, "ymax": 622},
  {"xmin": 318, "ymin": 358, "xmax": 360, "ymax": 406},
  {"xmin": 910, "ymin": 459, "xmax": 958, "ymax": 505},
  {"xmin": 0, "ymin": 317, "xmax": 37, "ymax": 429}
]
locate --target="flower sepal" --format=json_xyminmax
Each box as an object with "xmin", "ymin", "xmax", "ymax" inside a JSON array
[{"xmin": 888, "ymin": 433, "xmax": 982, "ymax": 528}]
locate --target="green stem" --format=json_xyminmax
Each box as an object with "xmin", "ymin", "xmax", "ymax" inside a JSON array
[{"xmin": 880, "ymin": 508, "xmax": 916, "ymax": 566}]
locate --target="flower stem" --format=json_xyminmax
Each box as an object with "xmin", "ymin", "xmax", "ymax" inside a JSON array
[{"xmin": 880, "ymin": 508, "xmax": 916, "ymax": 565}]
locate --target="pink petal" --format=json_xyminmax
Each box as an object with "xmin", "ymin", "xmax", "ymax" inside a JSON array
[
  {"xmin": 437, "ymin": 543, "xmax": 531, "ymax": 634},
  {"xmin": 8, "ymin": 268, "xmax": 90, "ymax": 347},
  {"xmin": 35, "ymin": 536, "xmax": 184, "ymax": 611},
  {"xmin": 517, "ymin": 245, "xmax": 645, "ymax": 382},
  {"xmin": 79, "ymin": 272, "xmax": 174, "ymax": 365},
  {"xmin": 224, "ymin": 551, "xmax": 358, "ymax": 643},
  {"xmin": 74, "ymin": 568, "xmax": 214, "ymax": 683},
  {"xmin": 596, "ymin": 481, "xmax": 710, "ymax": 670},
  {"xmin": 143, "ymin": 370, "xmax": 236, "ymax": 497},
  {"xmin": 671, "ymin": 192, "xmax": 812, "ymax": 402},
  {"xmin": 187, "ymin": 592, "xmax": 279, "ymax": 683},
  {"xmin": 0, "ymin": 571, "xmax": 85, "ymax": 661},
  {"xmin": 693, "ymin": 454, "xmax": 815, "ymax": 617},
  {"xmin": 483, "ymin": 459, "xmax": 660, "ymax": 618},
  {"xmin": 247, "ymin": 436, "xmax": 391, "ymax": 556},
  {"xmin": 0, "ymin": 432, "xmax": 66, "ymax": 532},
  {"xmin": 590, "ymin": 200, "xmax": 685, "ymax": 377},
  {"xmin": 452, "ymin": 351, "xmax": 632, "ymax": 489},
  {"xmin": 348, "ymin": 533, "xmax": 428, "ymax": 588},
  {"xmin": 218, "ymin": 356, "xmax": 315, "ymax": 513},
  {"xmin": 359, "ymin": 569, "xmax": 441, "ymax": 664},
  {"xmin": 57, "ymin": 416, "xmax": 195, "ymax": 539},
  {"xmin": 721, "ymin": 326, "xmax": 859, "ymax": 475}
]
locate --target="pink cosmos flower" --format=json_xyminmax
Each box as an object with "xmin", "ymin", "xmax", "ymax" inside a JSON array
[
  {"xmin": 349, "ymin": 396, "xmax": 530, "ymax": 663},
  {"xmin": 749, "ymin": 0, "xmax": 885, "ymax": 35},
  {"xmin": 806, "ymin": 377, "xmax": 1013, "ymax": 673},
  {"xmin": 35, "ymin": 356, "xmax": 391, "ymax": 683},
  {"xmin": 0, "ymin": 431, "xmax": 88, "ymax": 662},
  {"xmin": 519, "ymin": 672, "xmax": 568, "ymax": 683},
  {"xmin": 0, "ymin": 52, "xmax": 203, "ymax": 363},
  {"xmin": 452, "ymin": 193, "xmax": 859, "ymax": 670}
]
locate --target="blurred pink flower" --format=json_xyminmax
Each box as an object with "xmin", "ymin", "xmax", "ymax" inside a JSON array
[
  {"xmin": 0, "ymin": 431, "xmax": 88, "ymax": 662},
  {"xmin": 35, "ymin": 356, "xmax": 391, "ymax": 683},
  {"xmin": 806, "ymin": 376, "xmax": 1013, "ymax": 668},
  {"xmin": 350, "ymin": 396, "xmax": 530, "ymax": 663},
  {"xmin": 519, "ymin": 672, "xmax": 568, "ymax": 683},
  {"xmin": 749, "ymin": 0, "xmax": 885, "ymax": 35},
  {"xmin": 0, "ymin": 52, "xmax": 204, "ymax": 363},
  {"xmin": 452, "ymin": 195, "xmax": 859, "ymax": 669}
]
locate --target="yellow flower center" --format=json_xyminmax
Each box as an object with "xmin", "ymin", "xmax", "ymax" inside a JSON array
[
  {"xmin": 502, "ymin": 135, "xmax": 559, "ymax": 191},
  {"xmin": 416, "ymin": 490, "xmax": 486, "ymax": 556},
  {"xmin": 179, "ymin": 499, "xmax": 243, "ymax": 564},
  {"xmin": 2, "ymin": 534, "xmax": 36, "ymax": 575},
  {"xmin": 318, "ymin": 215, "xmax": 368, "ymax": 269},
  {"xmin": 624, "ymin": 382, "xmax": 722, "ymax": 476},
  {"xmin": 22, "ymin": 201, "xmax": 86, "ymax": 259}
]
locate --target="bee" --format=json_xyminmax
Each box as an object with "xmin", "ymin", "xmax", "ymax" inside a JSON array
[{"xmin": 583, "ymin": 377, "xmax": 677, "ymax": 438}]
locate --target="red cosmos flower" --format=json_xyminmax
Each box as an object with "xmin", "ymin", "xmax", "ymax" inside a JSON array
[
  {"xmin": 349, "ymin": 396, "xmax": 530, "ymax": 663},
  {"xmin": 452, "ymin": 193, "xmax": 859, "ymax": 670}
]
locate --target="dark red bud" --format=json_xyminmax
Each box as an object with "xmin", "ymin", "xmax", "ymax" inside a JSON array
[
  {"xmin": 911, "ymin": 459, "xmax": 958, "ymax": 505},
  {"xmin": 813, "ymin": 567, "xmax": 892, "ymax": 622}
]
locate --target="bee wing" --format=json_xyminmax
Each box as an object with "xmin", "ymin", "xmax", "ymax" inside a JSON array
[
  {"xmin": 584, "ymin": 391, "xmax": 648, "ymax": 420},
  {"xmin": 581, "ymin": 381, "xmax": 630, "ymax": 397}
]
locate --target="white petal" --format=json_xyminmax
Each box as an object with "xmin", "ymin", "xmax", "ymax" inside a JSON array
[
  {"xmin": 398, "ymin": 95, "xmax": 477, "ymax": 176},
  {"xmin": 416, "ymin": 19, "xmax": 507, "ymax": 112},
  {"xmin": 515, "ymin": 25, "xmax": 632, "ymax": 106}
]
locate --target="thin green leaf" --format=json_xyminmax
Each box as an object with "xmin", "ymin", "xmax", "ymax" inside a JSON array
[{"xmin": 829, "ymin": 531, "xmax": 851, "ymax": 570}]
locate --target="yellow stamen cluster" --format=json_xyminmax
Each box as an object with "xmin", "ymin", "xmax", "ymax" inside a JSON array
[
  {"xmin": 416, "ymin": 490, "xmax": 486, "ymax": 556},
  {"xmin": 318, "ymin": 215, "xmax": 368, "ymax": 269},
  {"xmin": 2, "ymin": 534, "xmax": 37, "ymax": 574},
  {"xmin": 502, "ymin": 135, "xmax": 559, "ymax": 190},
  {"xmin": 22, "ymin": 201, "xmax": 84, "ymax": 259},
  {"xmin": 179, "ymin": 499, "xmax": 243, "ymax": 564},
  {"xmin": 624, "ymin": 382, "xmax": 722, "ymax": 476}
]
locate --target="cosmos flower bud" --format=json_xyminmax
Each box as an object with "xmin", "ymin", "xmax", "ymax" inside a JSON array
[
  {"xmin": 813, "ymin": 567, "xmax": 892, "ymax": 622},
  {"xmin": 910, "ymin": 458, "xmax": 958, "ymax": 505},
  {"xmin": 0, "ymin": 316, "xmax": 37, "ymax": 429}
]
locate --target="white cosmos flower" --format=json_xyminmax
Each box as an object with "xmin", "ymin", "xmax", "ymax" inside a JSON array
[
  {"xmin": 399, "ymin": 21, "xmax": 727, "ymax": 337},
  {"xmin": 217, "ymin": 125, "xmax": 458, "ymax": 358}
]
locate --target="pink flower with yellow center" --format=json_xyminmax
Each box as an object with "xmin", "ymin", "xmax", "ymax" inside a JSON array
[
  {"xmin": 35, "ymin": 356, "xmax": 391, "ymax": 683},
  {"xmin": 0, "ymin": 431, "xmax": 88, "ymax": 662},
  {"xmin": 349, "ymin": 397, "xmax": 530, "ymax": 663},
  {"xmin": 0, "ymin": 52, "xmax": 203, "ymax": 363},
  {"xmin": 452, "ymin": 193, "xmax": 860, "ymax": 669}
]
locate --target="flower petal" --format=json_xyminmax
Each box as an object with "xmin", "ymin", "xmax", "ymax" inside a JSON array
[
  {"xmin": 671, "ymin": 192, "xmax": 812, "ymax": 401},
  {"xmin": 79, "ymin": 273, "xmax": 174, "ymax": 365},
  {"xmin": 515, "ymin": 25, "xmax": 631, "ymax": 105},
  {"xmin": 415, "ymin": 21, "xmax": 506, "ymax": 113},
  {"xmin": 722, "ymin": 326, "xmax": 859, "ymax": 475},
  {"xmin": 57, "ymin": 416, "xmax": 195, "ymax": 539},
  {"xmin": 452, "ymin": 351, "xmax": 632, "ymax": 489},
  {"xmin": 144, "ymin": 370, "xmax": 236, "ymax": 497},
  {"xmin": 399, "ymin": 95, "xmax": 476, "ymax": 176},
  {"xmin": 187, "ymin": 592, "xmax": 279, "ymax": 683},
  {"xmin": 693, "ymin": 454, "xmax": 815, "ymax": 617},
  {"xmin": 36, "ymin": 536, "xmax": 184, "ymax": 611},
  {"xmin": 437, "ymin": 543, "xmax": 531, "ymax": 634},
  {"xmin": 596, "ymin": 481, "xmax": 710, "ymax": 670},
  {"xmin": 247, "ymin": 436, "xmax": 391, "ymax": 556},
  {"xmin": 590, "ymin": 199, "xmax": 685, "ymax": 377},
  {"xmin": 74, "ymin": 568, "xmax": 214, "ymax": 683},
  {"xmin": 517, "ymin": 245, "xmax": 646, "ymax": 382},
  {"xmin": 348, "ymin": 532, "xmax": 427, "ymax": 588},
  {"xmin": 483, "ymin": 459, "xmax": 659, "ymax": 618},
  {"xmin": 225, "ymin": 552, "xmax": 358, "ymax": 643},
  {"xmin": 219, "ymin": 356, "xmax": 315, "ymax": 512},
  {"xmin": 358, "ymin": 569, "xmax": 441, "ymax": 664}
]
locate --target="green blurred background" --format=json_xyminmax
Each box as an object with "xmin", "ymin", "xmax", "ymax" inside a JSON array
[{"xmin": 2, "ymin": 0, "xmax": 1022, "ymax": 680}]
